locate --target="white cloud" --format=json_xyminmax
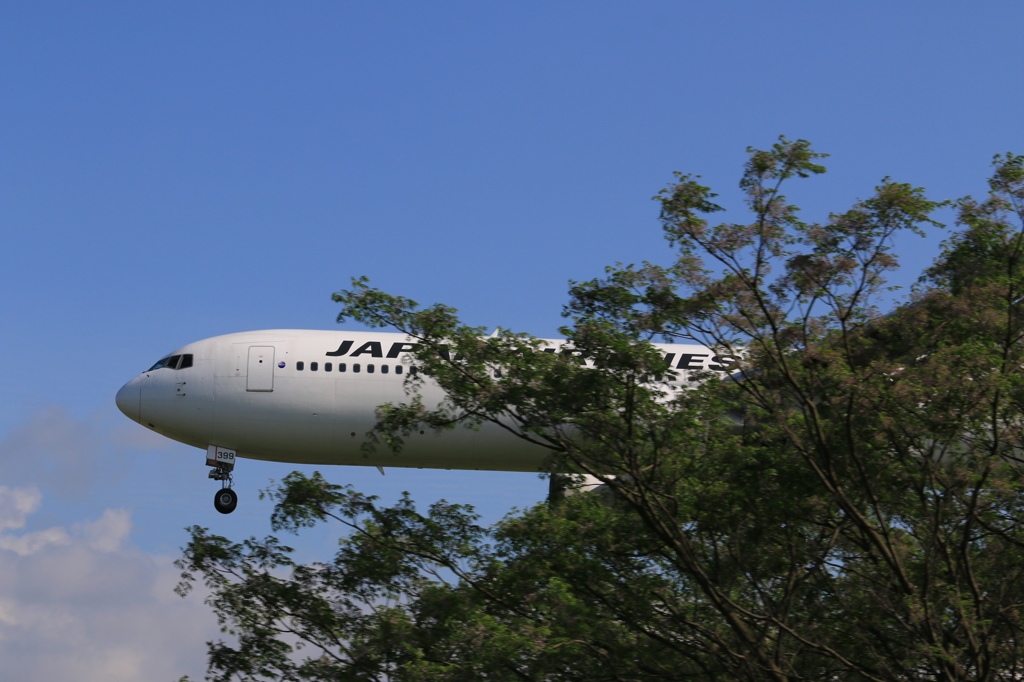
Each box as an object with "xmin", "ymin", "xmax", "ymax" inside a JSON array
[
  {"xmin": 0, "ymin": 406, "xmax": 120, "ymax": 498},
  {"xmin": 0, "ymin": 487, "xmax": 217, "ymax": 681},
  {"xmin": 0, "ymin": 525, "xmax": 70, "ymax": 556},
  {"xmin": 79, "ymin": 507, "xmax": 132, "ymax": 553},
  {"xmin": 0, "ymin": 486, "xmax": 42, "ymax": 531}
]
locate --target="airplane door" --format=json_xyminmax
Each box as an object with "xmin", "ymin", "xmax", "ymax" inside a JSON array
[{"xmin": 246, "ymin": 346, "xmax": 275, "ymax": 392}]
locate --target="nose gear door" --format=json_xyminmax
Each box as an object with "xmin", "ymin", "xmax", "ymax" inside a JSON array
[{"xmin": 246, "ymin": 346, "xmax": 275, "ymax": 392}]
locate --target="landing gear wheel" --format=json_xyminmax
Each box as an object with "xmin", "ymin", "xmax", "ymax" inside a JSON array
[{"xmin": 214, "ymin": 488, "xmax": 238, "ymax": 514}]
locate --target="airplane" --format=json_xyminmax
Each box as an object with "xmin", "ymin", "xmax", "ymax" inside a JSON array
[{"xmin": 115, "ymin": 329, "xmax": 737, "ymax": 513}]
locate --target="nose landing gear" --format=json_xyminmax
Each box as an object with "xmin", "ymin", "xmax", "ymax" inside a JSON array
[{"xmin": 207, "ymin": 445, "xmax": 238, "ymax": 514}]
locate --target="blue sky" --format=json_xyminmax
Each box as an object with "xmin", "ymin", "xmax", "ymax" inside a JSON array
[{"xmin": 2, "ymin": 2, "xmax": 1023, "ymax": 678}]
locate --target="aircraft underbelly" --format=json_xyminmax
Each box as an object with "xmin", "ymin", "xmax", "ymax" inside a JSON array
[{"xmin": 209, "ymin": 375, "xmax": 550, "ymax": 472}]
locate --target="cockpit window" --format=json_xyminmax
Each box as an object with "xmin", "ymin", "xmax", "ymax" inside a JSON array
[
  {"xmin": 147, "ymin": 356, "xmax": 174, "ymax": 371},
  {"xmin": 146, "ymin": 354, "xmax": 192, "ymax": 371}
]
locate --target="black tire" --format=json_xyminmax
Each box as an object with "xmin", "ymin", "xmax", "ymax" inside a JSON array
[{"xmin": 214, "ymin": 488, "xmax": 238, "ymax": 514}]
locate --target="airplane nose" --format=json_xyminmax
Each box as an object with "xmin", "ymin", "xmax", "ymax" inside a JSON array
[{"xmin": 115, "ymin": 378, "xmax": 141, "ymax": 423}]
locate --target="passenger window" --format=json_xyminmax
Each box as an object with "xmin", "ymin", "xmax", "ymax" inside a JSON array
[
  {"xmin": 353, "ymin": 363, "xmax": 361, "ymax": 373},
  {"xmin": 381, "ymin": 365, "xmax": 389, "ymax": 374},
  {"xmin": 410, "ymin": 366, "xmax": 417, "ymax": 375},
  {"xmin": 325, "ymin": 362, "xmax": 332, "ymax": 372},
  {"xmin": 297, "ymin": 361, "xmax": 305, "ymax": 371},
  {"xmin": 395, "ymin": 365, "xmax": 403, "ymax": 375},
  {"xmin": 311, "ymin": 362, "xmax": 318, "ymax": 371},
  {"xmin": 367, "ymin": 364, "xmax": 375, "ymax": 374},
  {"xmin": 179, "ymin": 354, "xmax": 193, "ymax": 369},
  {"xmin": 339, "ymin": 363, "xmax": 346, "ymax": 372}
]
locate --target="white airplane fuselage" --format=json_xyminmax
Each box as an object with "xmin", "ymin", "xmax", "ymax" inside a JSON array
[{"xmin": 115, "ymin": 330, "xmax": 730, "ymax": 474}]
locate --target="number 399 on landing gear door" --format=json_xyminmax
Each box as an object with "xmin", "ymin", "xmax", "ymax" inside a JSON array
[{"xmin": 207, "ymin": 445, "xmax": 236, "ymax": 469}]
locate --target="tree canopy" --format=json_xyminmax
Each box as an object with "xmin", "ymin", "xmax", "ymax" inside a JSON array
[{"xmin": 177, "ymin": 139, "xmax": 1024, "ymax": 681}]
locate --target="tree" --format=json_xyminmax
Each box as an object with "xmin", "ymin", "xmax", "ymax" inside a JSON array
[{"xmin": 177, "ymin": 140, "xmax": 1024, "ymax": 681}]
